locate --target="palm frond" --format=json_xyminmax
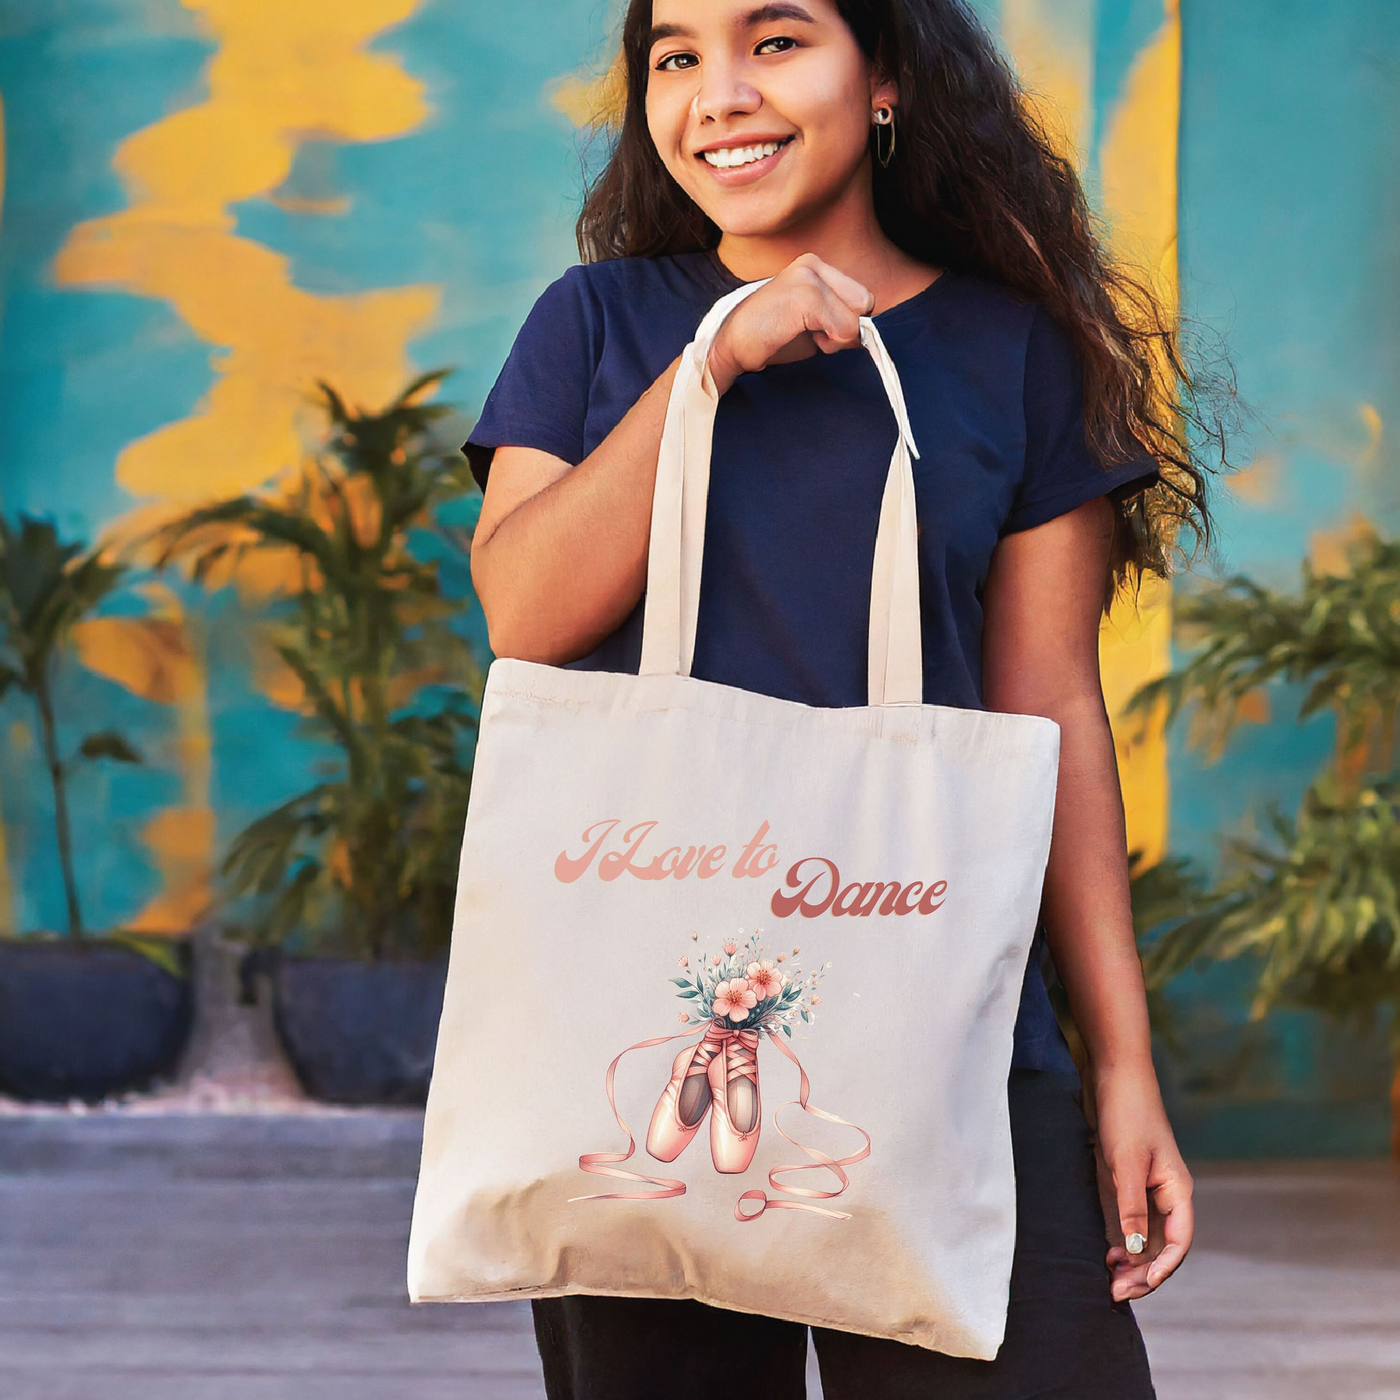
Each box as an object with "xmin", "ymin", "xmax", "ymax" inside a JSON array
[
  {"xmin": 152, "ymin": 372, "xmax": 483, "ymax": 958},
  {"xmin": 1131, "ymin": 533, "xmax": 1400, "ymax": 767},
  {"xmin": 1142, "ymin": 780, "xmax": 1400, "ymax": 1027},
  {"xmin": 0, "ymin": 516, "xmax": 126, "ymax": 683}
]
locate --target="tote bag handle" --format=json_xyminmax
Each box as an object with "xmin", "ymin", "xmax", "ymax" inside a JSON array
[{"xmin": 639, "ymin": 279, "xmax": 924, "ymax": 706}]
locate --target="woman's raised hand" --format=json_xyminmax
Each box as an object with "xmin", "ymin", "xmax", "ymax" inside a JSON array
[
  {"xmin": 706, "ymin": 253, "xmax": 875, "ymax": 396},
  {"xmin": 474, "ymin": 253, "xmax": 872, "ymax": 663}
]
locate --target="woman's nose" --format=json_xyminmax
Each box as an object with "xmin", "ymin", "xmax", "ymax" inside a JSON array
[{"xmin": 691, "ymin": 63, "xmax": 762, "ymax": 126}]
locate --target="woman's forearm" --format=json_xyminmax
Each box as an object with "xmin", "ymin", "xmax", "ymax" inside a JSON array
[
  {"xmin": 471, "ymin": 355, "xmax": 682, "ymax": 663},
  {"xmin": 1037, "ymin": 690, "xmax": 1156, "ymax": 1078},
  {"xmin": 980, "ymin": 500, "xmax": 1155, "ymax": 1080},
  {"xmin": 983, "ymin": 501, "xmax": 1191, "ymax": 1297}
]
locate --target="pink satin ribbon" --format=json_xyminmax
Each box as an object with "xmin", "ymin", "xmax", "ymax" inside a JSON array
[
  {"xmin": 733, "ymin": 1031, "xmax": 872, "ymax": 1223},
  {"xmin": 568, "ymin": 1025, "xmax": 705, "ymax": 1202},
  {"xmin": 719, "ymin": 1026, "xmax": 760, "ymax": 1086},
  {"xmin": 570, "ymin": 1020, "xmax": 871, "ymax": 1222}
]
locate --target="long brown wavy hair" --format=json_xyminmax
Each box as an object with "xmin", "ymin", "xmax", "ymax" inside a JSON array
[{"xmin": 577, "ymin": 0, "xmax": 1235, "ymax": 596}]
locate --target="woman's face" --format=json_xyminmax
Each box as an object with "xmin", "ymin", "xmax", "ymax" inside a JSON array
[{"xmin": 644, "ymin": 0, "xmax": 894, "ymax": 240}]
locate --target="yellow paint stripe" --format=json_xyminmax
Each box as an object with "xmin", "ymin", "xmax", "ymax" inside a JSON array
[
  {"xmin": 551, "ymin": 53, "xmax": 626, "ymax": 129},
  {"xmin": 1004, "ymin": 1, "xmax": 1182, "ymax": 869},
  {"xmin": 50, "ymin": 0, "xmax": 438, "ymax": 932},
  {"xmin": 1000, "ymin": 0, "xmax": 1096, "ymax": 165},
  {"xmin": 54, "ymin": 0, "xmax": 439, "ymax": 504},
  {"xmin": 1097, "ymin": 4, "xmax": 1181, "ymax": 869}
]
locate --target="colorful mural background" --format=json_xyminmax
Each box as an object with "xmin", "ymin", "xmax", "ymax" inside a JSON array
[{"xmin": 0, "ymin": 0, "xmax": 1396, "ymax": 1151}]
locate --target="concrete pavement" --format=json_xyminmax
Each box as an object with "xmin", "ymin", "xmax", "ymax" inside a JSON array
[{"xmin": 1, "ymin": 1114, "xmax": 1396, "ymax": 1399}]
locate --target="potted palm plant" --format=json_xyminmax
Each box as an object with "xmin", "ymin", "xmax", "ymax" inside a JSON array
[
  {"xmin": 0, "ymin": 516, "xmax": 192, "ymax": 1101},
  {"xmin": 154, "ymin": 371, "xmax": 481, "ymax": 1104},
  {"xmin": 1130, "ymin": 530, "xmax": 1400, "ymax": 1153}
]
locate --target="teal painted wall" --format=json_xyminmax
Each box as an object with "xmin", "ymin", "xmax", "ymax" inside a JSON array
[
  {"xmin": 0, "ymin": 0, "xmax": 1396, "ymax": 1151},
  {"xmin": 1161, "ymin": 0, "xmax": 1400, "ymax": 1155}
]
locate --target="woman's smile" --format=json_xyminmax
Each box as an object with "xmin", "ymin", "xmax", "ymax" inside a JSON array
[{"xmin": 695, "ymin": 135, "xmax": 796, "ymax": 183}]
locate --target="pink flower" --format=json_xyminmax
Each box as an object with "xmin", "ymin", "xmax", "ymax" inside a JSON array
[
  {"xmin": 746, "ymin": 961, "xmax": 783, "ymax": 998},
  {"xmin": 678, "ymin": 956, "xmax": 689, "ymax": 968},
  {"xmin": 679, "ymin": 1012, "xmax": 690, "ymax": 1022},
  {"xmin": 711, "ymin": 955, "xmax": 722, "ymax": 966},
  {"xmin": 723, "ymin": 939, "xmax": 739, "ymax": 956},
  {"xmin": 712, "ymin": 979, "xmax": 757, "ymax": 1023},
  {"xmin": 792, "ymin": 946, "xmax": 801, "ymax": 954},
  {"xmin": 776, "ymin": 953, "xmax": 786, "ymax": 962},
  {"xmin": 810, "ymin": 994, "xmax": 821, "ymax": 1006}
]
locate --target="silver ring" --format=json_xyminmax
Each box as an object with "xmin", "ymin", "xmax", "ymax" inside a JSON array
[{"xmin": 1125, "ymin": 1232, "xmax": 1146, "ymax": 1256}]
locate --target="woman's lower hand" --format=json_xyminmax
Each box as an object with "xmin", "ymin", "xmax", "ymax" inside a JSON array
[
  {"xmin": 1091, "ymin": 1061, "xmax": 1194, "ymax": 1302},
  {"xmin": 706, "ymin": 253, "xmax": 874, "ymax": 395}
]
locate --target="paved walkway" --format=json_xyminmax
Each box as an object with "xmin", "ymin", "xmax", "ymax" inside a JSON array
[{"xmin": 1, "ymin": 1114, "xmax": 1396, "ymax": 1399}]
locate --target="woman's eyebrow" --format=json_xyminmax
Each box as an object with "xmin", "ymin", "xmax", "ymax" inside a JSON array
[
  {"xmin": 741, "ymin": 2, "xmax": 818, "ymax": 26},
  {"xmin": 649, "ymin": 3, "xmax": 817, "ymax": 47},
  {"xmin": 648, "ymin": 21, "xmax": 695, "ymax": 45}
]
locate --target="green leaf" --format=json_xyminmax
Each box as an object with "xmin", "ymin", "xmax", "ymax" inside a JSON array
[
  {"xmin": 78, "ymin": 731, "xmax": 142, "ymax": 764},
  {"xmin": 109, "ymin": 933, "xmax": 185, "ymax": 977}
]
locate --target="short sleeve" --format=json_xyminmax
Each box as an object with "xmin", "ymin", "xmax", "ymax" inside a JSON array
[
  {"xmin": 462, "ymin": 264, "xmax": 600, "ymax": 492},
  {"xmin": 1002, "ymin": 305, "xmax": 1159, "ymax": 535}
]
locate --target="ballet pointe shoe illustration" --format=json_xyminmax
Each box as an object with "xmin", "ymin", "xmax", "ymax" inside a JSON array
[
  {"xmin": 707, "ymin": 1027, "xmax": 762, "ymax": 1173},
  {"xmin": 645, "ymin": 1026, "xmax": 722, "ymax": 1162}
]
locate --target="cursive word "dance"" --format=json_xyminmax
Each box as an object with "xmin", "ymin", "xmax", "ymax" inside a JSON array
[{"xmin": 770, "ymin": 858, "xmax": 947, "ymax": 919}]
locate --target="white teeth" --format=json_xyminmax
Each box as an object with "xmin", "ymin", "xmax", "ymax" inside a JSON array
[{"xmin": 702, "ymin": 140, "xmax": 784, "ymax": 169}]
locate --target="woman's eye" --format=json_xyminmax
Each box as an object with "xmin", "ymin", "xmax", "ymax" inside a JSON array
[
  {"xmin": 654, "ymin": 50, "xmax": 699, "ymax": 71},
  {"xmin": 755, "ymin": 35, "xmax": 799, "ymax": 55}
]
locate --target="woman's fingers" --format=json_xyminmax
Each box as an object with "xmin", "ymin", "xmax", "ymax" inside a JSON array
[
  {"xmin": 806, "ymin": 285, "xmax": 864, "ymax": 353},
  {"xmin": 806, "ymin": 260, "xmax": 874, "ymax": 351},
  {"xmin": 1104, "ymin": 1150, "xmax": 1194, "ymax": 1301},
  {"xmin": 1144, "ymin": 1238, "xmax": 1189, "ymax": 1292},
  {"xmin": 707, "ymin": 254, "xmax": 874, "ymax": 390},
  {"xmin": 800, "ymin": 253, "xmax": 877, "ymax": 317},
  {"xmin": 1110, "ymin": 1262, "xmax": 1153, "ymax": 1303},
  {"xmin": 1112, "ymin": 1148, "xmax": 1152, "ymax": 1253},
  {"xmin": 783, "ymin": 258, "xmax": 862, "ymax": 352},
  {"xmin": 1107, "ymin": 1151, "xmax": 1153, "ymax": 1303},
  {"xmin": 1145, "ymin": 1167, "xmax": 1194, "ymax": 1289}
]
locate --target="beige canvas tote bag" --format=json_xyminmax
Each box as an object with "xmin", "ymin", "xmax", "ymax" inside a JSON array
[{"xmin": 407, "ymin": 280, "xmax": 1061, "ymax": 1358}]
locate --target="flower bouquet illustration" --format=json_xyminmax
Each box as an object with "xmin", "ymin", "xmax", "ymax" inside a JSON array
[{"xmin": 572, "ymin": 930, "xmax": 870, "ymax": 1221}]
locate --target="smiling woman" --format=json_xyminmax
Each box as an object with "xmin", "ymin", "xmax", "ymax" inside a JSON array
[
  {"xmin": 575, "ymin": 0, "xmax": 1225, "ymax": 588},
  {"xmin": 451, "ymin": 0, "xmax": 1227, "ymax": 1395},
  {"xmin": 646, "ymin": 1, "xmax": 896, "ymax": 235}
]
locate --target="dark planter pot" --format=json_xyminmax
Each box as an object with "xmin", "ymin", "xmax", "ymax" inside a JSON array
[
  {"xmin": 272, "ymin": 955, "xmax": 448, "ymax": 1106},
  {"xmin": 0, "ymin": 939, "xmax": 193, "ymax": 1102}
]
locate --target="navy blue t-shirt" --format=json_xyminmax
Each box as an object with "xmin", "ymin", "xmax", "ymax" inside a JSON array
[{"xmin": 465, "ymin": 249, "xmax": 1157, "ymax": 1074}]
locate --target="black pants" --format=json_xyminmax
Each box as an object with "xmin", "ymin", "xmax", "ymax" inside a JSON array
[{"xmin": 532, "ymin": 1070, "xmax": 1155, "ymax": 1400}]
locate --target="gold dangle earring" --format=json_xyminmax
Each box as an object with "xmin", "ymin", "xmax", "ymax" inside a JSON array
[{"xmin": 873, "ymin": 106, "xmax": 896, "ymax": 168}]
